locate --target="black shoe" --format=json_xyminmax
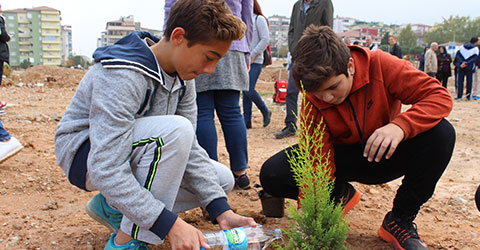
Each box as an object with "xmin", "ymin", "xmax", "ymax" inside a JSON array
[
  {"xmin": 234, "ymin": 173, "xmax": 251, "ymax": 190},
  {"xmin": 263, "ymin": 110, "xmax": 272, "ymax": 127},
  {"xmin": 333, "ymin": 183, "xmax": 361, "ymax": 214},
  {"xmin": 245, "ymin": 120, "xmax": 252, "ymax": 129},
  {"xmin": 378, "ymin": 212, "xmax": 428, "ymax": 250},
  {"xmin": 274, "ymin": 126, "xmax": 295, "ymax": 139}
]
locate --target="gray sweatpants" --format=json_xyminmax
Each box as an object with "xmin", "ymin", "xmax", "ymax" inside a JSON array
[{"xmin": 86, "ymin": 115, "xmax": 234, "ymax": 244}]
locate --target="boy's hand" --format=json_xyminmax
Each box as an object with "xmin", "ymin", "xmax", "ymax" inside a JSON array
[
  {"xmin": 216, "ymin": 210, "xmax": 257, "ymax": 230},
  {"xmin": 167, "ymin": 217, "xmax": 209, "ymax": 250},
  {"xmin": 364, "ymin": 123, "xmax": 404, "ymax": 163}
]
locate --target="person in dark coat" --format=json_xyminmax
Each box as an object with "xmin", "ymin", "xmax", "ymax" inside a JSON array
[
  {"xmin": 418, "ymin": 47, "xmax": 428, "ymax": 71},
  {"xmin": 389, "ymin": 35, "xmax": 402, "ymax": 59},
  {"xmin": 274, "ymin": 0, "xmax": 334, "ymax": 139},
  {"xmin": 454, "ymin": 37, "xmax": 480, "ymax": 100},
  {"xmin": 0, "ymin": 3, "xmax": 11, "ymax": 85},
  {"xmin": 436, "ymin": 46, "xmax": 452, "ymax": 89}
]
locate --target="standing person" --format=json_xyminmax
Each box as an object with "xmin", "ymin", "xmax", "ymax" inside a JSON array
[
  {"xmin": 274, "ymin": 0, "xmax": 334, "ymax": 139},
  {"xmin": 190, "ymin": 0, "xmax": 253, "ymax": 190},
  {"xmin": 454, "ymin": 37, "xmax": 480, "ymax": 100},
  {"xmin": 0, "ymin": 3, "xmax": 10, "ymax": 85},
  {"xmin": 365, "ymin": 35, "xmax": 378, "ymax": 51},
  {"xmin": 54, "ymin": 1, "xmax": 256, "ymax": 249},
  {"xmin": 436, "ymin": 46, "xmax": 452, "ymax": 89},
  {"xmin": 389, "ymin": 35, "xmax": 403, "ymax": 59},
  {"xmin": 242, "ymin": 0, "xmax": 272, "ymax": 129},
  {"xmin": 472, "ymin": 40, "xmax": 480, "ymax": 100},
  {"xmin": 418, "ymin": 47, "xmax": 428, "ymax": 72},
  {"xmin": 424, "ymin": 42, "xmax": 438, "ymax": 77},
  {"xmin": 260, "ymin": 25, "xmax": 455, "ymax": 250}
]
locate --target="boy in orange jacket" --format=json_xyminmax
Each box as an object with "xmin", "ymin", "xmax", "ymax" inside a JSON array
[{"xmin": 260, "ymin": 25, "xmax": 455, "ymax": 250}]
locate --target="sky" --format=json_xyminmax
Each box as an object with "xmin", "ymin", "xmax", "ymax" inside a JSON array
[{"xmin": 3, "ymin": 0, "xmax": 480, "ymax": 59}]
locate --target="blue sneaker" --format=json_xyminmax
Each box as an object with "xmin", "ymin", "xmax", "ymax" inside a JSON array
[
  {"xmin": 104, "ymin": 233, "xmax": 150, "ymax": 250},
  {"xmin": 86, "ymin": 193, "xmax": 122, "ymax": 232}
]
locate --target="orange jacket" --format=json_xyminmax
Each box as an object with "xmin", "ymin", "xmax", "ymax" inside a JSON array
[{"xmin": 302, "ymin": 46, "xmax": 453, "ymax": 174}]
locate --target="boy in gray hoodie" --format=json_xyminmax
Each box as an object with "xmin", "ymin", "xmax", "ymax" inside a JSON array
[{"xmin": 54, "ymin": 0, "xmax": 256, "ymax": 249}]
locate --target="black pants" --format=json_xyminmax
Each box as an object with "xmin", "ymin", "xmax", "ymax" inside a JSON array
[
  {"xmin": 436, "ymin": 72, "xmax": 450, "ymax": 89},
  {"xmin": 260, "ymin": 119, "xmax": 455, "ymax": 218},
  {"xmin": 0, "ymin": 61, "xmax": 3, "ymax": 85},
  {"xmin": 285, "ymin": 70, "xmax": 299, "ymax": 129}
]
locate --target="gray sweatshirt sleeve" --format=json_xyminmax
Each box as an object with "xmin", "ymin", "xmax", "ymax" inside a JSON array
[
  {"xmin": 251, "ymin": 15, "xmax": 269, "ymax": 62},
  {"xmin": 87, "ymin": 69, "xmax": 167, "ymax": 229}
]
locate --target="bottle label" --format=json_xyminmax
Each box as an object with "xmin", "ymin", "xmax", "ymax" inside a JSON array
[{"xmin": 223, "ymin": 227, "xmax": 248, "ymax": 250}]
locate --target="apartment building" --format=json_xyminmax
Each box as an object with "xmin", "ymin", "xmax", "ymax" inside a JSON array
[
  {"xmin": 98, "ymin": 15, "xmax": 162, "ymax": 47},
  {"xmin": 4, "ymin": 6, "xmax": 63, "ymax": 66},
  {"xmin": 61, "ymin": 25, "xmax": 72, "ymax": 64},
  {"xmin": 268, "ymin": 15, "xmax": 289, "ymax": 56}
]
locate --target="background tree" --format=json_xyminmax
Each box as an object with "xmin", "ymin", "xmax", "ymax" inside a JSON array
[
  {"xmin": 379, "ymin": 31, "xmax": 391, "ymax": 52},
  {"xmin": 424, "ymin": 16, "xmax": 480, "ymax": 44},
  {"xmin": 399, "ymin": 24, "xmax": 423, "ymax": 55},
  {"xmin": 399, "ymin": 25, "xmax": 418, "ymax": 48},
  {"xmin": 19, "ymin": 59, "xmax": 31, "ymax": 70},
  {"xmin": 381, "ymin": 31, "xmax": 390, "ymax": 45}
]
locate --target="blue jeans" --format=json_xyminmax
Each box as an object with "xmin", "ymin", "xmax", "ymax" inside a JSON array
[
  {"xmin": 285, "ymin": 69, "xmax": 299, "ymax": 129},
  {"xmin": 457, "ymin": 68, "xmax": 474, "ymax": 99},
  {"xmin": 196, "ymin": 90, "xmax": 248, "ymax": 172},
  {"xmin": 242, "ymin": 63, "xmax": 269, "ymax": 122},
  {"xmin": 0, "ymin": 119, "xmax": 11, "ymax": 141}
]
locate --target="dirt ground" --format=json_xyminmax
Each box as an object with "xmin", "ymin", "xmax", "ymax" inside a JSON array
[{"xmin": 0, "ymin": 64, "xmax": 479, "ymax": 250}]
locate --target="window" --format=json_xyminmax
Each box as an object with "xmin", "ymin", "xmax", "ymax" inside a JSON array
[
  {"xmin": 27, "ymin": 13, "xmax": 32, "ymax": 19},
  {"xmin": 11, "ymin": 52, "xmax": 16, "ymax": 56},
  {"xmin": 8, "ymin": 23, "xmax": 13, "ymax": 27},
  {"xmin": 8, "ymin": 16, "xmax": 14, "ymax": 20},
  {"xmin": 44, "ymin": 36, "xmax": 56, "ymax": 41}
]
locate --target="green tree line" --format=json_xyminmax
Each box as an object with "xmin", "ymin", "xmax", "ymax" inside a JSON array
[
  {"xmin": 380, "ymin": 15, "xmax": 480, "ymax": 56},
  {"xmin": 424, "ymin": 16, "xmax": 480, "ymax": 45}
]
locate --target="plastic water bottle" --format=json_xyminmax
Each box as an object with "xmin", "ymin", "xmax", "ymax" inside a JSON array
[{"xmin": 200, "ymin": 225, "xmax": 281, "ymax": 250}]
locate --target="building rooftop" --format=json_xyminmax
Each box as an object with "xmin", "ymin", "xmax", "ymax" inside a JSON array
[
  {"xmin": 4, "ymin": 8, "xmax": 28, "ymax": 13},
  {"xmin": 30, "ymin": 6, "xmax": 60, "ymax": 12}
]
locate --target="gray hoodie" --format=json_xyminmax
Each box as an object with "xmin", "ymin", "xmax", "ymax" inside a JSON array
[{"xmin": 54, "ymin": 31, "xmax": 230, "ymax": 239}]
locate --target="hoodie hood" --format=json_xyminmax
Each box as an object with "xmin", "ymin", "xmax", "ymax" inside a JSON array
[
  {"xmin": 456, "ymin": 42, "xmax": 479, "ymax": 70},
  {"xmin": 93, "ymin": 31, "xmax": 162, "ymax": 83},
  {"xmin": 463, "ymin": 42, "xmax": 476, "ymax": 50}
]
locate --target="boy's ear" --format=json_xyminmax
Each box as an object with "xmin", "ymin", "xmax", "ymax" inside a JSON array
[
  {"xmin": 170, "ymin": 27, "xmax": 187, "ymax": 46},
  {"xmin": 348, "ymin": 57, "xmax": 355, "ymax": 75}
]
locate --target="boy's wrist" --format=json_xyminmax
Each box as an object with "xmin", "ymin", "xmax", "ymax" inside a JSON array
[
  {"xmin": 150, "ymin": 208, "xmax": 178, "ymax": 240},
  {"xmin": 205, "ymin": 197, "xmax": 231, "ymax": 224}
]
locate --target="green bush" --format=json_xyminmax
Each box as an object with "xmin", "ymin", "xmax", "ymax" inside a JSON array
[{"xmin": 278, "ymin": 85, "xmax": 349, "ymax": 250}]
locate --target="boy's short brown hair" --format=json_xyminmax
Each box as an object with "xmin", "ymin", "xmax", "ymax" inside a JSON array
[
  {"xmin": 164, "ymin": 0, "xmax": 246, "ymax": 47},
  {"xmin": 291, "ymin": 25, "xmax": 350, "ymax": 92}
]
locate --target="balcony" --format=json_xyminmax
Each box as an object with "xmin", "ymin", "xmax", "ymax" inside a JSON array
[
  {"xmin": 43, "ymin": 46, "xmax": 61, "ymax": 51},
  {"xmin": 42, "ymin": 24, "xmax": 61, "ymax": 30},
  {"xmin": 41, "ymin": 16, "xmax": 61, "ymax": 22},
  {"xmin": 43, "ymin": 54, "xmax": 61, "ymax": 59},
  {"xmin": 19, "ymin": 40, "xmax": 33, "ymax": 45},
  {"xmin": 42, "ymin": 40, "xmax": 61, "ymax": 45}
]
